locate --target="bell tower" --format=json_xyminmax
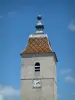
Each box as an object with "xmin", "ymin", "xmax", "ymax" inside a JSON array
[{"xmin": 20, "ymin": 15, "xmax": 58, "ymax": 100}]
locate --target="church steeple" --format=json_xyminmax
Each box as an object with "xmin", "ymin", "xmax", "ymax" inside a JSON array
[
  {"xmin": 20, "ymin": 15, "xmax": 58, "ymax": 100},
  {"xmin": 35, "ymin": 15, "xmax": 44, "ymax": 34},
  {"xmin": 20, "ymin": 15, "xmax": 58, "ymax": 62}
]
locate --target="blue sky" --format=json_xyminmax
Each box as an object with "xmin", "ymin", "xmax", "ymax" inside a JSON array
[{"xmin": 0, "ymin": 0, "xmax": 75, "ymax": 100}]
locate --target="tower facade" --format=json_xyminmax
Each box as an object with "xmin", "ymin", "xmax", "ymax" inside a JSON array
[{"xmin": 20, "ymin": 15, "xmax": 58, "ymax": 100}]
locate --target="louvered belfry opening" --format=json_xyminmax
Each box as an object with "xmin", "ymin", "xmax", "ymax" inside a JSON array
[{"xmin": 35, "ymin": 62, "xmax": 40, "ymax": 72}]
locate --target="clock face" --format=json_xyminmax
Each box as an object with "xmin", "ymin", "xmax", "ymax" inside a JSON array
[{"xmin": 33, "ymin": 79, "xmax": 41, "ymax": 88}]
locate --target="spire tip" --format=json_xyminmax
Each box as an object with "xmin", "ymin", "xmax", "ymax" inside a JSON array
[{"xmin": 37, "ymin": 15, "xmax": 42, "ymax": 20}]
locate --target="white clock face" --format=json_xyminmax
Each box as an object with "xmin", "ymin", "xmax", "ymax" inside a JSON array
[{"xmin": 33, "ymin": 80, "xmax": 41, "ymax": 88}]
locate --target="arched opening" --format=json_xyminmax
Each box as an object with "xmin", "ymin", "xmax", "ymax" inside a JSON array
[
  {"xmin": 35, "ymin": 62, "xmax": 40, "ymax": 72},
  {"xmin": 35, "ymin": 62, "xmax": 40, "ymax": 66}
]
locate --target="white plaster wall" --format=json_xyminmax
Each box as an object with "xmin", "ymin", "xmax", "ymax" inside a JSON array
[
  {"xmin": 21, "ymin": 56, "xmax": 56, "ymax": 79},
  {"xmin": 54, "ymin": 81, "xmax": 57, "ymax": 100},
  {"xmin": 20, "ymin": 79, "xmax": 56, "ymax": 100},
  {"xmin": 20, "ymin": 55, "xmax": 57, "ymax": 100}
]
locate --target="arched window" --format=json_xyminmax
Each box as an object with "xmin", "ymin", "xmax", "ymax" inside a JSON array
[{"xmin": 35, "ymin": 62, "xmax": 40, "ymax": 72}]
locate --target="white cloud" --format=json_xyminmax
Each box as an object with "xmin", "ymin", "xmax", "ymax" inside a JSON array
[
  {"xmin": 68, "ymin": 19, "xmax": 75, "ymax": 31},
  {"xmin": 64, "ymin": 76, "xmax": 75, "ymax": 83},
  {"xmin": 60, "ymin": 69, "xmax": 72, "ymax": 75},
  {"xmin": 0, "ymin": 85, "xmax": 20, "ymax": 100},
  {"xmin": 0, "ymin": 94, "xmax": 3, "ymax": 100}
]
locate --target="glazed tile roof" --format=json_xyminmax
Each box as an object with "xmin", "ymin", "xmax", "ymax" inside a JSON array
[{"xmin": 21, "ymin": 36, "xmax": 53, "ymax": 55}]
